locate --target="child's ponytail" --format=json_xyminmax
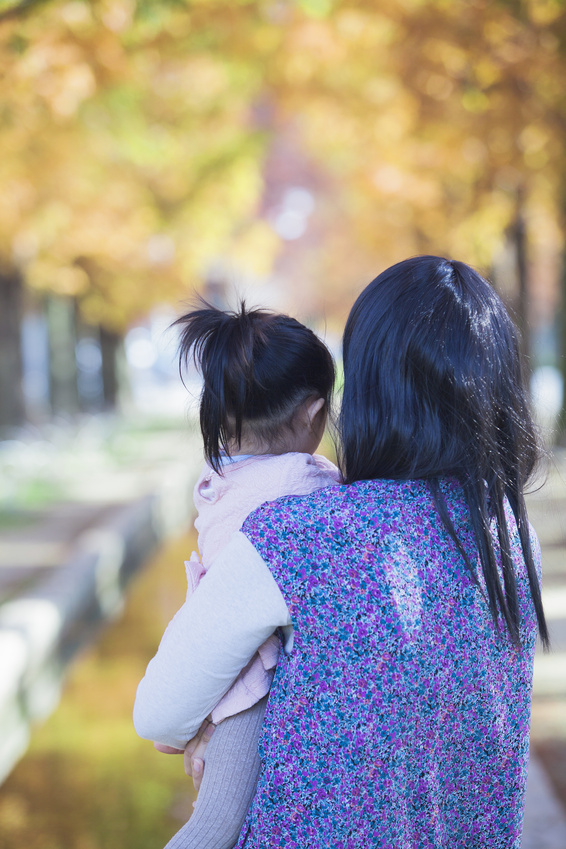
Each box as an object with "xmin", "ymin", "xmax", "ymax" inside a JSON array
[{"xmin": 174, "ymin": 301, "xmax": 334, "ymax": 471}]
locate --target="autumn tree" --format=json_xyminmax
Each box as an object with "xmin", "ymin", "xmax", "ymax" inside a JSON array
[
  {"xmin": 2, "ymin": 0, "xmax": 566, "ymax": 433},
  {"xmin": 0, "ymin": 0, "xmax": 282, "ymax": 425},
  {"xmin": 257, "ymin": 1, "xmax": 564, "ymax": 316}
]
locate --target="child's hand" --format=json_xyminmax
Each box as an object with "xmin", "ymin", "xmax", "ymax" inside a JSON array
[{"xmin": 184, "ymin": 717, "xmax": 216, "ymax": 794}]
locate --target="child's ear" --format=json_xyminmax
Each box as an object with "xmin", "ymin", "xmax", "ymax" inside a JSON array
[{"xmin": 306, "ymin": 396, "xmax": 325, "ymax": 429}]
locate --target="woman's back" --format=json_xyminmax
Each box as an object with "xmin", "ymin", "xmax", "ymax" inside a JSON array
[{"xmin": 236, "ymin": 477, "xmax": 539, "ymax": 848}]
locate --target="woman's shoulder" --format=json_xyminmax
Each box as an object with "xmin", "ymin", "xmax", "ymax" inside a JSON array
[{"xmin": 243, "ymin": 476, "xmax": 440, "ymax": 533}]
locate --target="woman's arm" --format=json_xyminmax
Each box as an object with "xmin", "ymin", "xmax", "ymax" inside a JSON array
[{"xmin": 133, "ymin": 532, "xmax": 291, "ymax": 750}]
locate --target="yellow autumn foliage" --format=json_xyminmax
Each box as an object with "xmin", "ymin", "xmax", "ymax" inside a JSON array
[{"xmin": 0, "ymin": 0, "xmax": 565, "ymax": 327}]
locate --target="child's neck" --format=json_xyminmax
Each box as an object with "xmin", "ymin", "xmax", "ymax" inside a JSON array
[{"xmin": 229, "ymin": 440, "xmax": 283, "ymax": 457}]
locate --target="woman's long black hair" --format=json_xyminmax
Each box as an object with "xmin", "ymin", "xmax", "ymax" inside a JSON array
[
  {"xmin": 339, "ymin": 255, "xmax": 549, "ymax": 649},
  {"xmin": 174, "ymin": 301, "xmax": 335, "ymax": 472}
]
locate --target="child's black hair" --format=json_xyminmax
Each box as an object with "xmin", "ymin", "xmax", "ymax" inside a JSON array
[
  {"xmin": 339, "ymin": 255, "xmax": 549, "ymax": 650},
  {"xmin": 174, "ymin": 300, "xmax": 335, "ymax": 472}
]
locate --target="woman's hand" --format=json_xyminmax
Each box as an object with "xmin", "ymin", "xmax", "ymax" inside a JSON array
[
  {"xmin": 153, "ymin": 742, "xmax": 184, "ymax": 754},
  {"xmin": 183, "ymin": 717, "xmax": 216, "ymax": 793}
]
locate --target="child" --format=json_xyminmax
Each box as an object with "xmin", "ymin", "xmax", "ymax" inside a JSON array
[{"xmin": 134, "ymin": 302, "xmax": 340, "ymax": 849}]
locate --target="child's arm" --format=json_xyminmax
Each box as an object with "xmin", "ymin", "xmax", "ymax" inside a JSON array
[{"xmin": 133, "ymin": 531, "xmax": 291, "ymax": 750}]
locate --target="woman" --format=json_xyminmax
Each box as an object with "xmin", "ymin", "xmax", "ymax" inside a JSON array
[{"xmin": 134, "ymin": 256, "xmax": 549, "ymax": 848}]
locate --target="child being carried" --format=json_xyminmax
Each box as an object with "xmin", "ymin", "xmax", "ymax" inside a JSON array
[{"xmin": 134, "ymin": 301, "xmax": 340, "ymax": 849}]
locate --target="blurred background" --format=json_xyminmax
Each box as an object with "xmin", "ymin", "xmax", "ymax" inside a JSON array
[{"xmin": 0, "ymin": 0, "xmax": 566, "ymax": 847}]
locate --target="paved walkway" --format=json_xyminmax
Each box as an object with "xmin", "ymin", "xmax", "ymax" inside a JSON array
[
  {"xmin": 524, "ymin": 448, "xmax": 566, "ymax": 846},
  {"xmin": 524, "ymin": 756, "xmax": 566, "ymax": 848}
]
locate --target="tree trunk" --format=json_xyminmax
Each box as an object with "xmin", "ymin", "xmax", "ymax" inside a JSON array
[
  {"xmin": 557, "ymin": 257, "xmax": 566, "ymax": 444},
  {"xmin": 513, "ymin": 192, "xmax": 530, "ymax": 366},
  {"xmin": 46, "ymin": 295, "xmax": 79, "ymax": 416},
  {"xmin": 0, "ymin": 268, "xmax": 25, "ymax": 430},
  {"xmin": 100, "ymin": 328, "xmax": 121, "ymax": 410}
]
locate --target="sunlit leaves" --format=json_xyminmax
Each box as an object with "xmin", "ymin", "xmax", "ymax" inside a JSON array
[
  {"xmin": 273, "ymin": 0, "xmax": 566, "ymax": 295},
  {"xmin": 2, "ymin": 0, "xmax": 566, "ymax": 329},
  {"xmin": 0, "ymin": 0, "xmax": 280, "ymax": 328}
]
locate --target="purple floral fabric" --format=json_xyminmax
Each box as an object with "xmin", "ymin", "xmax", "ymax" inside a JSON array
[{"xmin": 235, "ymin": 477, "xmax": 538, "ymax": 848}]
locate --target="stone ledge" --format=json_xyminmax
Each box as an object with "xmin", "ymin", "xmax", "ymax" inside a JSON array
[{"xmin": 0, "ymin": 457, "xmax": 198, "ymax": 785}]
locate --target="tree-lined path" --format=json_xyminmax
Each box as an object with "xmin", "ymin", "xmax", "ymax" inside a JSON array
[{"xmin": 1, "ymin": 1, "xmax": 566, "ymax": 846}]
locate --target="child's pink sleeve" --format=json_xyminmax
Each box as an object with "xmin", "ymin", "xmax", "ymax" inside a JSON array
[
  {"xmin": 210, "ymin": 632, "xmax": 281, "ymax": 724},
  {"xmin": 185, "ymin": 552, "xmax": 206, "ymax": 597}
]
